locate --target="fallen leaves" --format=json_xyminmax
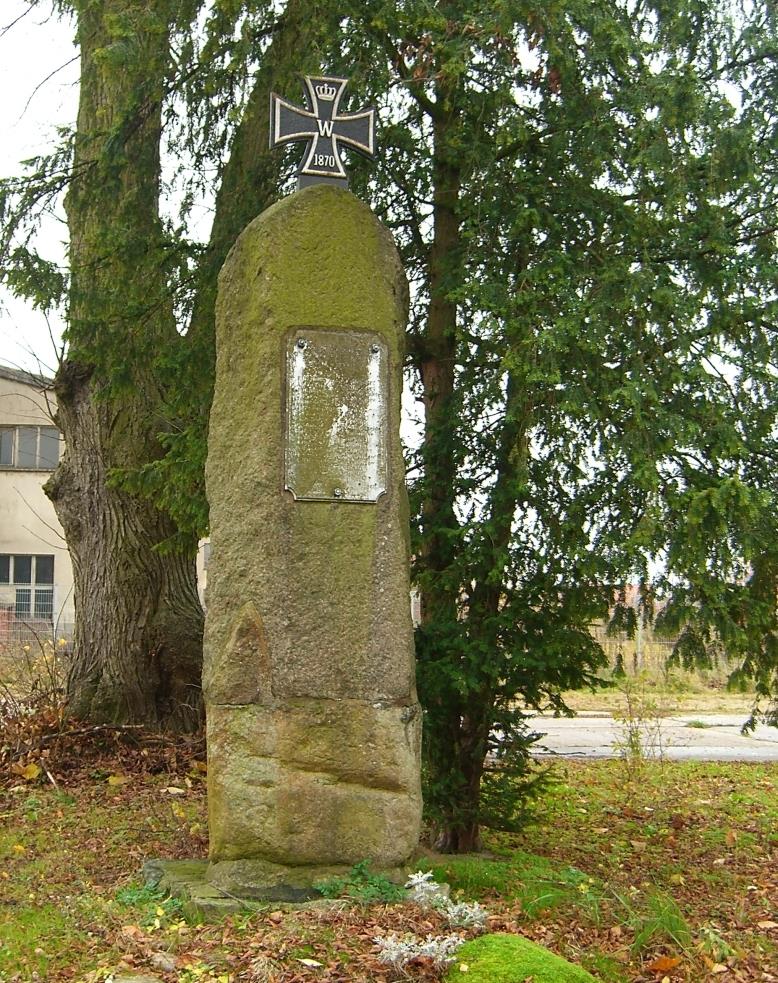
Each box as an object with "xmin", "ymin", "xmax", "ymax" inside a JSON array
[
  {"xmin": 647, "ymin": 955, "xmax": 683, "ymax": 973},
  {"xmin": 1, "ymin": 747, "xmax": 776, "ymax": 982},
  {"xmin": 12, "ymin": 761, "xmax": 41, "ymax": 781}
]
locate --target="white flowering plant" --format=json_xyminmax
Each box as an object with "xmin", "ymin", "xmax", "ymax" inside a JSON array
[
  {"xmin": 405, "ymin": 870, "xmax": 489, "ymax": 929},
  {"xmin": 373, "ymin": 932, "xmax": 465, "ymax": 972}
]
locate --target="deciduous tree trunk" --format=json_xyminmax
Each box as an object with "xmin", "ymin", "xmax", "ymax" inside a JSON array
[
  {"xmin": 47, "ymin": 365, "xmax": 204, "ymax": 730},
  {"xmin": 46, "ymin": 0, "xmax": 203, "ymax": 730}
]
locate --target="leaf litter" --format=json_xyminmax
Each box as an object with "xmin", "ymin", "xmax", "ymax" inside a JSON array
[{"xmin": 1, "ymin": 722, "xmax": 776, "ymax": 982}]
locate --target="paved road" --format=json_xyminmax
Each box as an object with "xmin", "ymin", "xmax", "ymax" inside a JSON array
[{"xmin": 530, "ymin": 713, "xmax": 778, "ymax": 762}]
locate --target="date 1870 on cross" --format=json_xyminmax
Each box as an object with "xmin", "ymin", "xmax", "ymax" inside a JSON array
[{"xmin": 269, "ymin": 75, "xmax": 376, "ymax": 189}]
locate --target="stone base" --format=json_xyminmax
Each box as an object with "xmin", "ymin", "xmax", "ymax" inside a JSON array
[
  {"xmin": 143, "ymin": 859, "xmax": 255, "ymax": 920},
  {"xmin": 142, "ymin": 857, "xmax": 410, "ymax": 919},
  {"xmin": 206, "ymin": 857, "xmax": 407, "ymax": 902},
  {"xmin": 206, "ymin": 701, "xmax": 422, "ymax": 868}
]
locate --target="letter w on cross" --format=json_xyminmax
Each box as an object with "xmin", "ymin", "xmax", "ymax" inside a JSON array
[{"xmin": 269, "ymin": 76, "xmax": 375, "ymax": 189}]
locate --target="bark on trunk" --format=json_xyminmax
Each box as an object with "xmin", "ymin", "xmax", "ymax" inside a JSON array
[
  {"xmin": 47, "ymin": 0, "xmax": 203, "ymax": 730},
  {"xmin": 47, "ymin": 365, "xmax": 204, "ymax": 730},
  {"xmin": 416, "ymin": 71, "xmax": 475, "ymax": 849},
  {"xmin": 431, "ymin": 710, "xmax": 488, "ymax": 853},
  {"xmin": 418, "ymin": 55, "xmax": 530, "ymax": 849},
  {"xmin": 418, "ymin": 101, "xmax": 461, "ymax": 630},
  {"xmin": 160, "ymin": 0, "xmax": 343, "ymax": 544},
  {"xmin": 187, "ymin": 0, "xmax": 328, "ymax": 349}
]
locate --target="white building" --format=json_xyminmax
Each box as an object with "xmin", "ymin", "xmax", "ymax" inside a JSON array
[{"xmin": 0, "ymin": 364, "xmax": 74, "ymax": 643}]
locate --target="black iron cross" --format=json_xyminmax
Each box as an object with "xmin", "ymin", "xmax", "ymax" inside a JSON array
[{"xmin": 269, "ymin": 75, "xmax": 376, "ymax": 189}]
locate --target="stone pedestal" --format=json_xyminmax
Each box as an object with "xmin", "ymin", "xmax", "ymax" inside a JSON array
[{"xmin": 203, "ymin": 185, "xmax": 421, "ymax": 899}]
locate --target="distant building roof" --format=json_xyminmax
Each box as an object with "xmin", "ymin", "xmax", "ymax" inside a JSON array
[{"xmin": 0, "ymin": 363, "xmax": 53, "ymax": 388}]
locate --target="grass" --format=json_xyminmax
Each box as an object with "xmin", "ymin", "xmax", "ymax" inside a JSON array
[{"xmin": 1, "ymin": 753, "xmax": 776, "ymax": 981}]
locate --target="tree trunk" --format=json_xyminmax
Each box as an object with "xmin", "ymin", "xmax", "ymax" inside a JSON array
[
  {"xmin": 418, "ymin": 101, "xmax": 461, "ymax": 630},
  {"xmin": 431, "ymin": 709, "xmax": 489, "ymax": 853},
  {"xmin": 188, "ymin": 0, "xmax": 329, "ymax": 347},
  {"xmin": 47, "ymin": 365, "xmax": 204, "ymax": 730},
  {"xmin": 416, "ymin": 76, "xmax": 472, "ymax": 848},
  {"xmin": 420, "ymin": 123, "xmax": 529, "ymax": 845},
  {"xmin": 47, "ymin": 0, "xmax": 203, "ymax": 730},
  {"xmin": 152, "ymin": 0, "xmax": 343, "ymax": 543}
]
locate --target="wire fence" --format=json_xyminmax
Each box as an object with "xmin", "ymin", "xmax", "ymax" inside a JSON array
[
  {"xmin": 0, "ymin": 613, "xmax": 73, "ymax": 646},
  {"xmin": 0, "ymin": 599, "xmax": 74, "ymax": 703},
  {"xmin": 590, "ymin": 622, "xmax": 736, "ymax": 684},
  {"xmin": 0, "ymin": 616, "xmax": 72, "ymax": 705}
]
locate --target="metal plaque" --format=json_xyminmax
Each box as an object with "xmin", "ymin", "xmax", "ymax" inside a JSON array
[{"xmin": 284, "ymin": 328, "xmax": 388, "ymax": 503}]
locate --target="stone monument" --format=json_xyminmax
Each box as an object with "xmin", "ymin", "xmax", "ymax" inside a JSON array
[{"xmin": 202, "ymin": 75, "xmax": 422, "ymax": 900}]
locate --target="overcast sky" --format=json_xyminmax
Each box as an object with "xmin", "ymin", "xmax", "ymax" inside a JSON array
[{"xmin": 0, "ymin": 1, "xmax": 77, "ymax": 377}]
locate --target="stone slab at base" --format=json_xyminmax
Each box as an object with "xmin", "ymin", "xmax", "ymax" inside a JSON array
[
  {"xmin": 206, "ymin": 857, "xmax": 408, "ymax": 902},
  {"xmin": 143, "ymin": 859, "xmax": 258, "ymax": 920},
  {"xmin": 142, "ymin": 858, "xmax": 410, "ymax": 919}
]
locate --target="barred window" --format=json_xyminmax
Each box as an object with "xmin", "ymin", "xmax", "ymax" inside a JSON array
[{"xmin": 0, "ymin": 555, "xmax": 55, "ymax": 621}]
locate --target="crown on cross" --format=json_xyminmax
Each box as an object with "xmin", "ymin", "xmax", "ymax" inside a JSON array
[
  {"xmin": 269, "ymin": 74, "xmax": 376, "ymax": 191},
  {"xmin": 315, "ymin": 82, "xmax": 337, "ymax": 101}
]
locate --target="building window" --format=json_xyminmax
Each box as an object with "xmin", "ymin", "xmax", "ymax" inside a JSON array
[
  {"xmin": 0, "ymin": 554, "xmax": 55, "ymax": 621},
  {"xmin": 0, "ymin": 426, "xmax": 60, "ymax": 469}
]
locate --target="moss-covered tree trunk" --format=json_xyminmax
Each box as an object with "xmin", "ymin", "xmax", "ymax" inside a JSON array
[
  {"xmin": 139, "ymin": 0, "xmax": 343, "ymax": 544},
  {"xmin": 46, "ymin": 0, "xmax": 203, "ymax": 730}
]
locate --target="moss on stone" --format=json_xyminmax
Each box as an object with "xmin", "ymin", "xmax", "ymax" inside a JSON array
[
  {"xmin": 205, "ymin": 183, "xmax": 421, "ymax": 873},
  {"xmin": 445, "ymin": 933, "xmax": 597, "ymax": 983}
]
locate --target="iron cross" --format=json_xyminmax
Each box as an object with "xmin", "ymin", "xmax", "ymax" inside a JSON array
[{"xmin": 269, "ymin": 75, "xmax": 376, "ymax": 190}]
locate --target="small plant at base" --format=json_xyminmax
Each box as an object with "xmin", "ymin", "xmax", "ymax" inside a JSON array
[
  {"xmin": 315, "ymin": 860, "xmax": 406, "ymax": 903},
  {"xmin": 176, "ymin": 961, "xmax": 230, "ymax": 983},
  {"xmin": 115, "ymin": 882, "xmax": 184, "ymax": 928},
  {"xmin": 115, "ymin": 883, "xmax": 164, "ymax": 907},
  {"xmin": 373, "ymin": 932, "xmax": 464, "ymax": 972},
  {"xmin": 613, "ymin": 889, "xmax": 692, "ymax": 955},
  {"xmin": 699, "ymin": 925, "xmax": 736, "ymax": 962},
  {"xmin": 406, "ymin": 869, "xmax": 443, "ymax": 906},
  {"xmin": 442, "ymin": 899, "xmax": 490, "ymax": 929}
]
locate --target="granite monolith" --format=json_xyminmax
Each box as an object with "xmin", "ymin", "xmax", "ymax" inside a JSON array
[{"xmin": 203, "ymin": 184, "xmax": 421, "ymax": 900}]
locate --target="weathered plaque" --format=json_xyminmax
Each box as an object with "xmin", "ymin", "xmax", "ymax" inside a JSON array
[{"xmin": 284, "ymin": 328, "xmax": 388, "ymax": 502}]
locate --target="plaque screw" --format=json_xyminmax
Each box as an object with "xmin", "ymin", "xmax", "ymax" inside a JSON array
[
  {"xmin": 297, "ymin": 338, "xmax": 307, "ymax": 349},
  {"xmin": 334, "ymin": 488, "xmax": 344, "ymax": 498},
  {"xmin": 370, "ymin": 343, "xmax": 380, "ymax": 353}
]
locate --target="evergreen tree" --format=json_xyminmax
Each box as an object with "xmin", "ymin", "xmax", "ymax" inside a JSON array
[{"xmin": 338, "ymin": 0, "xmax": 778, "ymax": 849}]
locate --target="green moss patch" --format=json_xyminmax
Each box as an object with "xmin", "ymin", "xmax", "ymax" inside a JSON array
[{"xmin": 446, "ymin": 933, "xmax": 597, "ymax": 982}]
